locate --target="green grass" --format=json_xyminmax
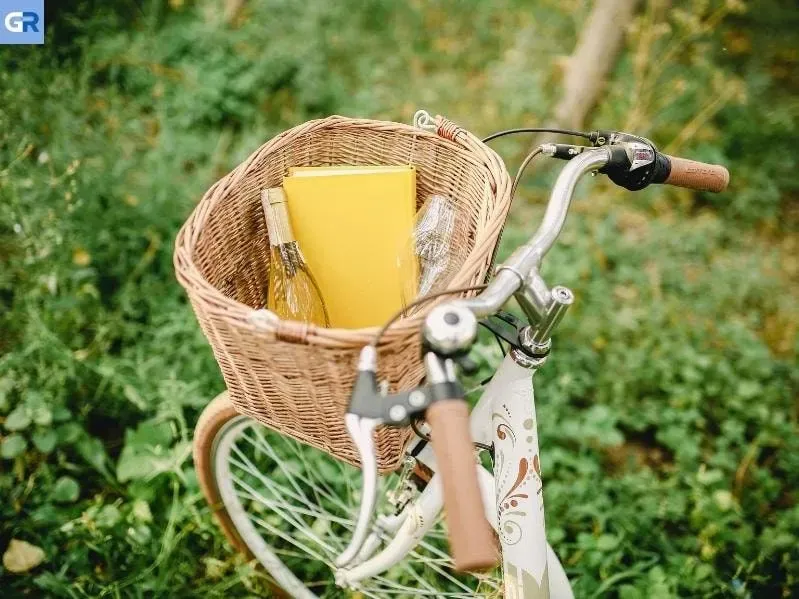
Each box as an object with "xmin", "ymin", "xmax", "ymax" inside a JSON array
[{"xmin": 1, "ymin": 0, "xmax": 797, "ymax": 597}]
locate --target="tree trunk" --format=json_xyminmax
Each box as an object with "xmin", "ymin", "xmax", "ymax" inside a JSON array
[
  {"xmin": 224, "ymin": 0, "xmax": 246, "ymax": 25},
  {"xmin": 533, "ymin": 0, "xmax": 639, "ymax": 150},
  {"xmin": 554, "ymin": 0, "xmax": 639, "ymax": 130}
]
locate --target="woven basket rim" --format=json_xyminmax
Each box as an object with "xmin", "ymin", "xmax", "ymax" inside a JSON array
[{"xmin": 174, "ymin": 114, "xmax": 512, "ymax": 348}]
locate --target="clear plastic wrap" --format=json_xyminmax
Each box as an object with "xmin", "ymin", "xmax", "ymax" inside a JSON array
[
  {"xmin": 414, "ymin": 194, "xmax": 457, "ymax": 297},
  {"xmin": 398, "ymin": 194, "xmax": 458, "ymax": 311}
]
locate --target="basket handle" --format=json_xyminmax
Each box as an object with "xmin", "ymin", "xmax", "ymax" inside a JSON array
[
  {"xmin": 435, "ymin": 115, "xmax": 469, "ymax": 144},
  {"xmin": 413, "ymin": 110, "xmax": 468, "ymax": 145},
  {"xmin": 423, "ymin": 112, "xmax": 504, "ymax": 196},
  {"xmin": 247, "ymin": 309, "xmax": 312, "ymax": 344},
  {"xmin": 275, "ymin": 320, "xmax": 312, "ymax": 343}
]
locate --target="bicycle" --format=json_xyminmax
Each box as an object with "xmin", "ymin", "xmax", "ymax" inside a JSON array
[{"xmin": 191, "ymin": 111, "xmax": 729, "ymax": 598}]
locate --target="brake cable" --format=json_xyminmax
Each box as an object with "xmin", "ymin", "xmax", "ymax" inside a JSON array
[{"xmin": 481, "ymin": 127, "xmax": 591, "ymax": 143}]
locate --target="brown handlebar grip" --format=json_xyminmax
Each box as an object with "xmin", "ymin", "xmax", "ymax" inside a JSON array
[
  {"xmin": 426, "ymin": 399, "xmax": 498, "ymax": 572},
  {"xmin": 664, "ymin": 155, "xmax": 730, "ymax": 193}
]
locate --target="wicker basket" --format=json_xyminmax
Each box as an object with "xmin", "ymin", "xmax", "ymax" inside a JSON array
[{"xmin": 174, "ymin": 114, "xmax": 512, "ymax": 472}]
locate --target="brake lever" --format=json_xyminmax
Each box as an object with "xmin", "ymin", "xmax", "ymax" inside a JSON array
[
  {"xmin": 336, "ymin": 346, "xmax": 466, "ymax": 568},
  {"xmin": 336, "ymin": 346, "xmax": 382, "ymax": 568},
  {"xmin": 336, "ymin": 412, "xmax": 380, "ymax": 568}
]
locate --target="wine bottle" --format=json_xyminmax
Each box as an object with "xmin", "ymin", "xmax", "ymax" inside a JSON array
[{"xmin": 261, "ymin": 188, "xmax": 330, "ymax": 327}]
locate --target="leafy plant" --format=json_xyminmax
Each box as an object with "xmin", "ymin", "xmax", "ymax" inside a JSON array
[{"xmin": 1, "ymin": 0, "xmax": 796, "ymax": 596}]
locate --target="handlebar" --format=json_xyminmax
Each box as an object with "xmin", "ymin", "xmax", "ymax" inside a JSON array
[
  {"xmin": 418, "ymin": 141, "xmax": 731, "ymax": 570},
  {"xmin": 655, "ymin": 154, "xmax": 730, "ymax": 193},
  {"xmin": 426, "ymin": 398, "xmax": 497, "ymax": 570},
  {"xmin": 457, "ymin": 148, "xmax": 611, "ymax": 319},
  {"xmin": 574, "ymin": 131, "xmax": 730, "ymax": 194},
  {"xmin": 339, "ymin": 127, "xmax": 730, "ymax": 576}
]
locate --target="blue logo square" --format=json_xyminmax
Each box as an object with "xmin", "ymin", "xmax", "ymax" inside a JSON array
[{"xmin": 0, "ymin": 0, "xmax": 44, "ymax": 45}]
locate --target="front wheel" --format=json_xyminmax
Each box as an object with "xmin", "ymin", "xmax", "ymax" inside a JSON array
[{"xmin": 193, "ymin": 393, "xmax": 502, "ymax": 598}]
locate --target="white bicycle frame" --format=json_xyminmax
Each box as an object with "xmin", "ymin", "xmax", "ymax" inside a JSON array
[
  {"xmin": 335, "ymin": 147, "xmax": 614, "ymax": 597},
  {"xmin": 337, "ymin": 352, "xmax": 573, "ymax": 599}
]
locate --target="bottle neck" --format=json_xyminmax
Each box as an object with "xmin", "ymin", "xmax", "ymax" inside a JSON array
[{"xmin": 262, "ymin": 188, "xmax": 295, "ymax": 246}]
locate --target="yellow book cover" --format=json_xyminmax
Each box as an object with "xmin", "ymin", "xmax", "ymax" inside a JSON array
[
  {"xmin": 282, "ymin": 167, "xmax": 417, "ymax": 328},
  {"xmin": 289, "ymin": 165, "xmax": 412, "ymax": 177}
]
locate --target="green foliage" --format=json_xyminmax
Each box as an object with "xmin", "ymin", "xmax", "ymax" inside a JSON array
[
  {"xmin": 51, "ymin": 477, "xmax": 81, "ymax": 504},
  {"xmin": 1, "ymin": 0, "xmax": 797, "ymax": 596}
]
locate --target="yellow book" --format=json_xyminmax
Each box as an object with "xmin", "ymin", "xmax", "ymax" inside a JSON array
[
  {"xmin": 282, "ymin": 166, "xmax": 417, "ymax": 328},
  {"xmin": 289, "ymin": 165, "xmax": 413, "ymax": 177}
]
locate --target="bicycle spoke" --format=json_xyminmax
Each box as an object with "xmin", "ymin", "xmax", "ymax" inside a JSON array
[
  {"xmin": 364, "ymin": 573, "xmax": 475, "ymax": 597},
  {"xmin": 245, "ymin": 428, "xmax": 309, "ymax": 499},
  {"xmin": 230, "ymin": 445, "xmax": 354, "ymax": 531},
  {"xmin": 242, "ymin": 431, "xmax": 348, "ymax": 513},
  {"xmin": 400, "ymin": 555, "xmax": 474, "ymax": 593},
  {"xmin": 293, "ymin": 443, "xmax": 362, "ymax": 513},
  {"xmin": 235, "ymin": 486, "xmax": 353, "ymax": 528},
  {"xmin": 232, "ymin": 474, "xmax": 342, "ymax": 555},
  {"xmin": 213, "ymin": 419, "xmax": 501, "ymax": 598},
  {"xmin": 228, "ymin": 450, "xmax": 320, "ymax": 516},
  {"xmin": 249, "ymin": 512, "xmax": 332, "ymax": 564},
  {"xmin": 247, "ymin": 431, "xmax": 356, "ymax": 515},
  {"xmin": 229, "ymin": 452, "xmax": 339, "ymax": 521}
]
